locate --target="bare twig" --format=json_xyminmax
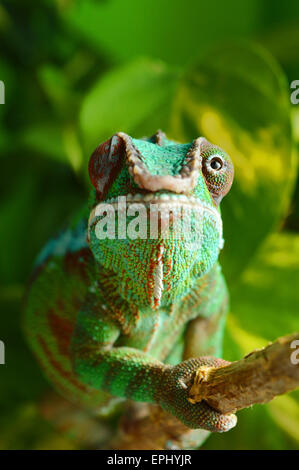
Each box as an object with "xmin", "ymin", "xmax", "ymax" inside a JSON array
[
  {"xmin": 188, "ymin": 332, "xmax": 299, "ymax": 414},
  {"xmin": 109, "ymin": 333, "xmax": 299, "ymax": 449}
]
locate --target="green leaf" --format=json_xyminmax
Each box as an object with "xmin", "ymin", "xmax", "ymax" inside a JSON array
[
  {"xmin": 37, "ymin": 65, "xmax": 73, "ymax": 112},
  {"xmin": 20, "ymin": 123, "xmax": 84, "ymax": 173},
  {"xmin": 268, "ymin": 393, "xmax": 299, "ymax": 445},
  {"xmin": 19, "ymin": 123, "xmax": 67, "ymax": 162},
  {"xmin": 65, "ymin": 0, "xmax": 260, "ymax": 66},
  {"xmin": 230, "ymin": 231, "xmax": 299, "ymax": 341},
  {"xmin": 0, "ymin": 155, "xmax": 86, "ymax": 284},
  {"xmin": 80, "ymin": 58, "xmax": 179, "ymax": 154},
  {"xmin": 171, "ymin": 43, "xmax": 296, "ymax": 280}
]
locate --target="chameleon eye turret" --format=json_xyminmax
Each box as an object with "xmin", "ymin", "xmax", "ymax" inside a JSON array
[
  {"xmin": 200, "ymin": 138, "xmax": 234, "ymax": 205},
  {"xmin": 25, "ymin": 131, "xmax": 236, "ymax": 449}
]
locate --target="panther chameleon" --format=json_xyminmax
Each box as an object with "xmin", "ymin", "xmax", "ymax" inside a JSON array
[{"xmin": 24, "ymin": 130, "xmax": 236, "ymax": 447}]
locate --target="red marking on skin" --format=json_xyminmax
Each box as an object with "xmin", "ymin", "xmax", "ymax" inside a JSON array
[
  {"xmin": 64, "ymin": 248, "xmax": 90, "ymax": 280},
  {"xmin": 146, "ymin": 244, "xmax": 157, "ymax": 307},
  {"xmin": 164, "ymin": 260, "xmax": 172, "ymax": 277},
  {"xmin": 122, "ymin": 269, "xmax": 129, "ymax": 300},
  {"xmin": 48, "ymin": 310, "xmax": 74, "ymax": 357},
  {"xmin": 113, "ymin": 307, "xmax": 131, "ymax": 335},
  {"xmin": 89, "ymin": 135, "xmax": 125, "ymax": 198},
  {"xmin": 33, "ymin": 348, "xmax": 75, "ymax": 399},
  {"xmin": 88, "ymin": 139, "xmax": 111, "ymax": 191},
  {"xmin": 134, "ymin": 308, "xmax": 140, "ymax": 323},
  {"xmin": 112, "ymin": 139, "xmax": 124, "ymax": 156},
  {"xmin": 161, "ymin": 249, "xmax": 173, "ymax": 296},
  {"xmin": 38, "ymin": 335, "xmax": 87, "ymax": 392},
  {"xmin": 153, "ymin": 243, "xmax": 164, "ymax": 309}
]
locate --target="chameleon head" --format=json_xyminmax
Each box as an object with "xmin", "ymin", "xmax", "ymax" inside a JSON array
[{"xmin": 87, "ymin": 131, "xmax": 234, "ymax": 308}]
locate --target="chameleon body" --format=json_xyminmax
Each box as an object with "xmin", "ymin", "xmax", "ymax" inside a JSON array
[{"xmin": 24, "ymin": 130, "xmax": 236, "ymax": 442}]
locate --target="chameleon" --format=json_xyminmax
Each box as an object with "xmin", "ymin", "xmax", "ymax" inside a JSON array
[{"xmin": 24, "ymin": 130, "xmax": 236, "ymax": 447}]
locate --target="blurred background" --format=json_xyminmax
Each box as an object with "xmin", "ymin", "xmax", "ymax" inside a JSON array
[{"xmin": 0, "ymin": 0, "xmax": 299, "ymax": 449}]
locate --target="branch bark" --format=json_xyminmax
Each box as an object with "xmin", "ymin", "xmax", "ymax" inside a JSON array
[
  {"xmin": 109, "ymin": 332, "xmax": 299, "ymax": 449},
  {"xmin": 188, "ymin": 332, "xmax": 299, "ymax": 414}
]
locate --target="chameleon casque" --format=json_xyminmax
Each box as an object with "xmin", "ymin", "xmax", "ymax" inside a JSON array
[{"xmin": 24, "ymin": 130, "xmax": 236, "ymax": 447}]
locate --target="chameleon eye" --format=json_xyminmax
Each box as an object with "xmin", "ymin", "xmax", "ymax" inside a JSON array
[
  {"xmin": 209, "ymin": 156, "xmax": 223, "ymax": 171},
  {"xmin": 200, "ymin": 139, "xmax": 234, "ymax": 205}
]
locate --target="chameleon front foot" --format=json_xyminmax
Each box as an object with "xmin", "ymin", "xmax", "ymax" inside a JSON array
[{"xmin": 158, "ymin": 357, "xmax": 237, "ymax": 432}]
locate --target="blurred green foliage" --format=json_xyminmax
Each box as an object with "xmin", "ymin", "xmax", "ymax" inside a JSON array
[{"xmin": 0, "ymin": 0, "xmax": 299, "ymax": 450}]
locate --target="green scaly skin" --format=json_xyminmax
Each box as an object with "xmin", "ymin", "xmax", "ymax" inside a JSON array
[{"xmin": 24, "ymin": 130, "xmax": 236, "ymax": 443}]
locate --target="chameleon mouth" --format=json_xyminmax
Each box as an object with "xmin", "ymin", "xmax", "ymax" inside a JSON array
[
  {"xmin": 105, "ymin": 192, "xmax": 201, "ymax": 206},
  {"xmin": 102, "ymin": 192, "xmax": 222, "ymax": 221},
  {"xmin": 88, "ymin": 192, "xmax": 223, "ymax": 249}
]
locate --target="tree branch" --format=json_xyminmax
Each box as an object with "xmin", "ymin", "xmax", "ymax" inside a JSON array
[
  {"xmin": 188, "ymin": 332, "xmax": 299, "ymax": 414},
  {"xmin": 109, "ymin": 333, "xmax": 299, "ymax": 449}
]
